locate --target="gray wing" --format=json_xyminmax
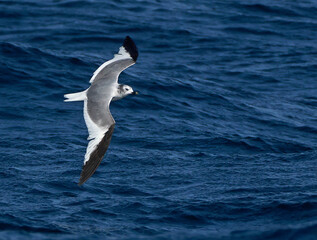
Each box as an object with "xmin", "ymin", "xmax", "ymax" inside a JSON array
[
  {"xmin": 90, "ymin": 58, "xmax": 135, "ymax": 84},
  {"xmin": 89, "ymin": 36, "xmax": 138, "ymax": 84},
  {"xmin": 79, "ymin": 86, "xmax": 115, "ymax": 185},
  {"xmin": 86, "ymin": 84, "xmax": 115, "ymax": 129}
]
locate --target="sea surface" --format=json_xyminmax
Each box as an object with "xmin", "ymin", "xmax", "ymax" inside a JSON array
[{"xmin": 0, "ymin": 0, "xmax": 317, "ymax": 239}]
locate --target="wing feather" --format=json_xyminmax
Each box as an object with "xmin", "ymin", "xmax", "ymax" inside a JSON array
[
  {"xmin": 80, "ymin": 98, "xmax": 114, "ymax": 185},
  {"xmin": 89, "ymin": 36, "xmax": 138, "ymax": 84},
  {"xmin": 78, "ymin": 124, "xmax": 115, "ymax": 186}
]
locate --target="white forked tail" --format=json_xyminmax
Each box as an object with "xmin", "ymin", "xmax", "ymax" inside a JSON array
[{"xmin": 64, "ymin": 90, "xmax": 87, "ymax": 102}]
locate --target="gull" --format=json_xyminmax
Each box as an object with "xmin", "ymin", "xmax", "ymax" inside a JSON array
[{"xmin": 64, "ymin": 36, "xmax": 139, "ymax": 186}]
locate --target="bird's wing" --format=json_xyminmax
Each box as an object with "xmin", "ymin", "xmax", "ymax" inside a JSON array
[
  {"xmin": 78, "ymin": 123, "xmax": 114, "ymax": 185},
  {"xmin": 89, "ymin": 36, "xmax": 138, "ymax": 84},
  {"xmin": 79, "ymin": 124, "xmax": 115, "ymax": 185},
  {"xmin": 79, "ymin": 95, "xmax": 115, "ymax": 185}
]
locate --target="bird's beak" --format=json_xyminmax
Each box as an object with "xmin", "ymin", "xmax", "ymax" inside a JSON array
[{"xmin": 132, "ymin": 91, "xmax": 139, "ymax": 95}]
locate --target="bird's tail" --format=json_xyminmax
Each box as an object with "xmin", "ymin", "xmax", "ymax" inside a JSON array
[{"xmin": 64, "ymin": 90, "xmax": 87, "ymax": 102}]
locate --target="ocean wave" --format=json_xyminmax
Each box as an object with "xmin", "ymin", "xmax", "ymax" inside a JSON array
[
  {"xmin": 240, "ymin": 3, "xmax": 301, "ymax": 17},
  {"xmin": 224, "ymin": 27, "xmax": 282, "ymax": 37}
]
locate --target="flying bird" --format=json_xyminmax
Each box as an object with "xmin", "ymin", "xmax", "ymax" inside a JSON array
[{"xmin": 64, "ymin": 36, "xmax": 139, "ymax": 185}]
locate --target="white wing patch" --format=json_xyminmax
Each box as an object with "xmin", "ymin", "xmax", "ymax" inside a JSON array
[
  {"xmin": 83, "ymin": 100, "xmax": 109, "ymax": 164},
  {"xmin": 89, "ymin": 46, "xmax": 132, "ymax": 84}
]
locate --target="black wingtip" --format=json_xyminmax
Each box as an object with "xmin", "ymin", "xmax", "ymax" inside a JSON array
[{"xmin": 123, "ymin": 36, "xmax": 138, "ymax": 62}]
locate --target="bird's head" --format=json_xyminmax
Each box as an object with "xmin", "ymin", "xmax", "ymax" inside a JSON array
[{"xmin": 121, "ymin": 84, "xmax": 138, "ymax": 96}]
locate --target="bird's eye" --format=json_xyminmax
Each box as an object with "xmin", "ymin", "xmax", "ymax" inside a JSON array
[{"xmin": 125, "ymin": 88, "xmax": 129, "ymax": 91}]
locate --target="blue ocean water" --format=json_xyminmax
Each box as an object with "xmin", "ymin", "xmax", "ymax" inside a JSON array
[{"xmin": 1, "ymin": 0, "xmax": 317, "ymax": 239}]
